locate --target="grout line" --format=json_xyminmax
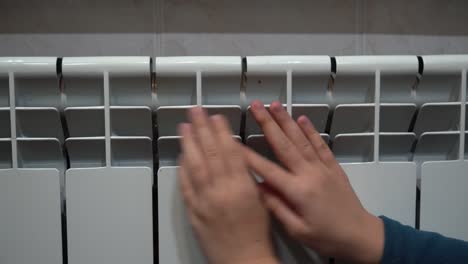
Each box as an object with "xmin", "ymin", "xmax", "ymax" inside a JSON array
[
  {"xmin": 161, "ymin": 0, "xmax": 165, "ymax": 56},
  {"xmin": 103, "ymin": 72, "xmax": 111, "ymax": 168},
  {"xmin": 8, "ymin": 72, "xmax": 18, "ymax": 169},
  {"xmin": 155, "ymin": 0, "xmax": 164, "ymax": 56},
  {"xmin": 373, "ymin": 70, "xmax": 381, "ymax": 162},
  {"xmin": 360, "ymin": 0, "xmax": 367, "ymax": 55},
  {"xmin": 354, "ymin": 0, "xmax": 364, "ymax": 55},
  {"xmin": 459, "ymin": 69, "xmax": 466, "ymax": 160}
]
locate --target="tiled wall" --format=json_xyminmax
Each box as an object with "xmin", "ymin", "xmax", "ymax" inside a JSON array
[{"xmin": 1, "ymin": 0, "xmax": 468, "ymax": 56}]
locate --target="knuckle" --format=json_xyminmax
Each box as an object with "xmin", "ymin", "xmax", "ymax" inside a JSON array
[
  {"xmin": 314, "ymin": 174, "xmax": 329, "ymax": 192},
  {"xmin": 306, "ymin": 225, "xmax": 320, "ymax": 238},
  {"xmin": 180, "ymin": 188, "xmax": 192, "ymax": 200},
  {"xmin": 196, "ymin": 123, "xmax": 209, "ymax": 134},
  {"xmin": 191, "ymin": 171, "xmax": 209, "ymax": 185},
  {"xmin": 226, "ymin": 140, "xmax": 239, "ymax": 153},
  {"xmin": 178, "ymin": 177, "xmax": 189, "ymax": 191},
  {"xmin": 195, "ymin": 208, "xmax": 213, "ymax": 223},
  {"xmin": 295, "ymin": 177, "xmax": 318, "ymax": 197},
  {"xmin": 301, "ymin": 141, "xmax": 314, "ymax": 152},
  {"xmin": 309, "ymin": 129, "xmax": 320, "ymax": 137},
  {"xmin": 287, "ymin": 224, "xmax": 306, "ymax": 238},
  {"xmin": 300, "ymin": 184, "xmax": 315, "ymax": 197},
  {"xmin": 189, "ymin": 215, "xmax": 202, "ymax": 229},
  {"xmin": 321, "ymin": 149, "xmax": 336, "ymax": 163},
  {"xmin": 181, "ymin": 192, "xmax": 197, "ymax": 211},
  {"xmin": 218, "ymin": 115, "xmax": 229, "ymax": 127},
  {"xmin": 189, "ymin": 162, "xmax": 204, "ymax": 174},
  {"xmin": 277, "ymin": 138, "xmax": 293, "ymax": 153},
  {"xmin": 275, "ymin": 111, "xmax": 288, "ymax": 122},
  {"xmin": 316, "ymin": 141, "xmax": 332, "ymax": 156},
  {"xmin": 316, "ymin": 140, "xmax": 329, "ymax": 152},
  {"xmin": 258, "ymin": 113, "xmax": 273, "ymax": 126},
  {"xmin": 294, "ymin": 179, "xmax": 312, "ymax": 196},
  {"xmin": 204, "ymin": 145, "xmax": 219, "ymax": 159},
  {"xmin": 207, "ymin": 192, "xmax": 233, "ymax": 212}
]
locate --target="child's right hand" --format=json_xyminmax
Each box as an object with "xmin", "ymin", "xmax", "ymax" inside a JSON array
[{"xmin": 245, "ymin": 100, "xmax": 385, "ymax": 263}]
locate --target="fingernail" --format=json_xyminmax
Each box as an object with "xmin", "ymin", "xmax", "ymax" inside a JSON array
[
  {"xmin": 210, "ymin": 114, "xmax": 223, "ymax": 122},
  {"xmin": 251, "ymin": 100, "xmax": 264, "ymax": 110},
  {"xmin": 297, "ymin": 115, "xmax": 308, "ymax": 124},
  {"xmin": 298, "ymin": 115, "xmax": 315, "ymax": 128},
  {"xmin": 190, "ymin": 106, "xmax": 202, "ymax": 116},
  {"xmin": 270, "ymin": 101, "xmax": 283, "ymax": 112}
]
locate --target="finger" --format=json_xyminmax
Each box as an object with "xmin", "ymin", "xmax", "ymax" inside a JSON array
[
  {"xmin": 250, "ymin": 100, "xmax": 306, "ymax": 172},
  {"xmin": 242, "ymin": 145, "xmax": 293, "ymax": 197},
  {"xmin": 189, "ymin": 106, "xmax": 225, "ymax": 177},
  {"xmin": 269, "ymin": 101, "xmax": 319, "ymax": 162},
  {"xmin": 297, "ymin": 116, "xmax": 337, "ymax": 167},
  {"xmin": 178, "ymin": 156, "xmax": 196, "ymax": 207},
  {"xmin": 262, "ymin": 191, "xmax": 307, "ymax": 238},
  {"xmin": 178, "ymin": 123, "xmax": 210, "ymax": 188},
  {"xmin": 210, "ymin": 115, "xmax": 247, "ymax": 177}
]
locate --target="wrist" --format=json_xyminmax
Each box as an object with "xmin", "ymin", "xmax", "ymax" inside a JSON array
[
  {"xmin": 222, "ymin": 253, "xmax": 278, "ymax": 264},
  {"xmin": 213, "ymin": 242, "xmax": 278, "ymax": 264},
  {"xmin": 349, "ymin": 212, "xmax": 385, "ymax": 263},
  {"xmin": 237, "ymin": 255, "xmax": 279, "ymax": 264}
]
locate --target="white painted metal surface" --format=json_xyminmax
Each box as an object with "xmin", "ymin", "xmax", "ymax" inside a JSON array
[
  {"xmin": 66, "ymin": 167, "xmax": 153, "ymax": 264},
  {"xmin": 1, "ymin": 55, "xmax": 468, "ymax": 263},
  {"xmin": 420, "ymin": 161, "xmax": 468, "ymax": 240},
  {"xmin": 343, "ymin": 163, "xmax": 417, "ymax": 226},
  {"xmin": 333, "ymin": 133, "xmax": 374, "ymax": 163},
  {"xmin": 156, "ymin": 56, "xmax": 241, "ymax": 77},
  {"xmin": 419, "ymin": 59, "xmax": 467, "ymax": 240},
  {"xmin": 0, "ymin": 169, "xmax": 63, "ymax": 264},
  {"xmin": 158, "ymin": 167, "xmax": 207, "ymax": 264},
  {"xmin": 0, "ymin": 57, "xmax": 57, "ymax": 77},
  {"xmin": 330, "ymin": 104, "xmax": 374, "ymax": 137},
  {"xmin": 63, "ymin": 57, "xmax": 154, "ymax": 264},
  {"xmin": 335, "ymin": 56, "xmax": 418, "ymax": 75},
  {"xmin": 247, "ymin": 56, "xmax": 330, "ymax": 75},
  {"xmin": 413, "ymin": 102, "xmax": 461, "ymax": 135},
  {"xmin": 380, "ymin": 103, "xmax": 417, "ymax": 132},
  {"xmin": 423, "ymin": 55, "xmax": 468, "ymax": 74},
  {"xmin": 62, "ymin": 57, "xmax": 150, "ymax": 77},
  {"xmin": 65, "ymin": 106, "xmax": 153, "ymax": 138},
  {"xmin": 158, "ymin": 136, "xmax": 182, "ymax": 167},
  {"xmin": 0, "ymin": 57, "xmax": 64, "ymax": 264},
  {"xmin": 333, "ymin": 133, "xmax": 416, "ymax": 163},
  {"xmin": 16, "ymin": 107, "xmax": 64, "ymax": 142}
]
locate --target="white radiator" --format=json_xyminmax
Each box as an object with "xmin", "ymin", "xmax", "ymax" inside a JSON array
[{"xmin": 0, "ymin": 55, "xmax": 467, "ymax": 264}]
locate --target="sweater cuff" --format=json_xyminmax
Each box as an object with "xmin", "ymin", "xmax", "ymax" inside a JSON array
[{"xmin": 379, "ymin": 216, "xmax": 403, "ymax": 263}]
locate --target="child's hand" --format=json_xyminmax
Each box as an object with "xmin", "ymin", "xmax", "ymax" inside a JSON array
[
  {"xmin": 178, "ymin": 107, "xmax": 278, "ymax": 264},
  {"xmin": 246, "ymin": 100, "xmax": 384, "ymax": 263}
]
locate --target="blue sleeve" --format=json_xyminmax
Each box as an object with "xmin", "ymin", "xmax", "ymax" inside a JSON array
[{"xmin": 380, "ymin": 216, "xmax": 468, "ymax": 263}]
